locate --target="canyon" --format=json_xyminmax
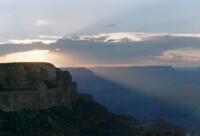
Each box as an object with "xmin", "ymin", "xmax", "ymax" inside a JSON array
[{"xmin": 0, "ymin": 63, "xmax": 183, "ymax": 136}]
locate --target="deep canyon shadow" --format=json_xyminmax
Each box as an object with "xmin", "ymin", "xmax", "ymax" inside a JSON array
[{"xmin": 65, "ymin": 67, "xmax": 200, "ymax": 130}]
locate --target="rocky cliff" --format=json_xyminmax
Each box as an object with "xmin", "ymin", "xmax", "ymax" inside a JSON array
[
  {"xmin": 0, "ymin": 63, "xmax": 183, "ymax": 136},
  {"xmin": 0, "ymin": 63, "xmax": 77, "ymax": 111}
]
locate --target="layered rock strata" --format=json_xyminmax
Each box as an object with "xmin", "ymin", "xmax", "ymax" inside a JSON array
[{"xmin": 0, "ymin": 63, "xmax": 77, "ymax": 111}]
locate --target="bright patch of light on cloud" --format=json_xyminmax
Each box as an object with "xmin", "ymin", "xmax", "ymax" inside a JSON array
[
  {"xmin": 68, "ymin": 32, "xmax": 200, "ymax": 43},
  {"xmin": 158, "ymin": 48, "xmax": 200, "ymax": 62},
  {"xmin": 171, "ymin": 34, "xmax": 200, "ymax": 38},
  {"xmin": 0, "ymin": 35, "xmax": 62, "ymax": 45},
  {"xmin": 69, "ymin": 32, "xmax": 157, "ymax": 43},
  {"xmin": 7, "ymin": 39, "xmax": 56, "ymax": 44}
]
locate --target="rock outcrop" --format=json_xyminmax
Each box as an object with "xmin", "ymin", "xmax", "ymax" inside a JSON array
[
  {"xmin": 0, "ymin": 63, "xmax": 77, "ymax": 111},
  {"xmin": 0, "ymin": 63, "xmax": 184, "ymax": 136}
]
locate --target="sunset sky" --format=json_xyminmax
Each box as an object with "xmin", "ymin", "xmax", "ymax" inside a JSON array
[{"xmin": 1, "ymin": 0, "xmax": 200, "ymax": 67}]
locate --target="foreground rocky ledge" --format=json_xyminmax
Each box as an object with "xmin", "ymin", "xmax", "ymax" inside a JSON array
[{"xmin": 0, "ymin": 63, "xmax": 183, "ymax": 136}]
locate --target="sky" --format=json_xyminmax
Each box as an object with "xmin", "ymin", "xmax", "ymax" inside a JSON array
[
  {"xmin": 1, "ymin": 0, "xmax": 200, "ymax": 67},
  {"xmin": 1, "ymin": 0, "xmax": 200, "ymax": 38}
]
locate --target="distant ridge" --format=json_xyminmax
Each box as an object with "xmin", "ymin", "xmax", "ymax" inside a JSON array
[{"xmin": 91, "ymin": 66, "xmax": 174, "ymax": 71}]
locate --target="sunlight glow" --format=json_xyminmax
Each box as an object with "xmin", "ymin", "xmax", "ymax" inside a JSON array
[
  {"xmin": 1, "ymin": 50, "xmax": 51, "ymax": 62},
  {"xmin": 0, "ymin": 50, "xmax": 77, "ymax": 67}
]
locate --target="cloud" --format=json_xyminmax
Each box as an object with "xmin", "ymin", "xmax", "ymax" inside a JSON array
[
  {"xmin": 2, "ymin": 32, "xmax": 200, "ymax": 67},
  {"xmin": 68, "ymin": 32, "xmax": 200, "ymax": 43},
  {"xmin": 0, "ymin": 35, "xmax": 62, "ymax": 45},
  {"xmin": 6, "ymin": 39, "xmax": 56, "ymax": 44},
  {"xmin": 158, "ymin": 48, "xmax": 200, "ymax": 62},
  {"xmin": 171, "ymin": 34, "xmax": 200, "ymax": 38},
  {"xmin": 68, "ymin": 32, "xmax": 157, "ymax": 43},
  {"xmin": 34, "ymin": 19, "xmax": 53, "ymax": 27}
]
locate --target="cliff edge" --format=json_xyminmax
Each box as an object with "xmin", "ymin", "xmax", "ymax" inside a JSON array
[
  {"xmin": 0, "ymin": 63, "xmax": 183, "ymax": 136},
  {"xmin": 0, "ymin": 62, "xmax": 77, "ymax": 111}
]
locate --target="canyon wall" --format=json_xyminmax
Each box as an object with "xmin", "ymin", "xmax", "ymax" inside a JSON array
[{"xmin": 0, "ymin": 63, "xmax": 77, "ymax": 111}]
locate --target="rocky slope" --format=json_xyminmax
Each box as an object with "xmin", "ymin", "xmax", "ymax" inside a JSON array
[{"xmin": 0, "ymin": 63, "xmax": 183, "ymax": 136}]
